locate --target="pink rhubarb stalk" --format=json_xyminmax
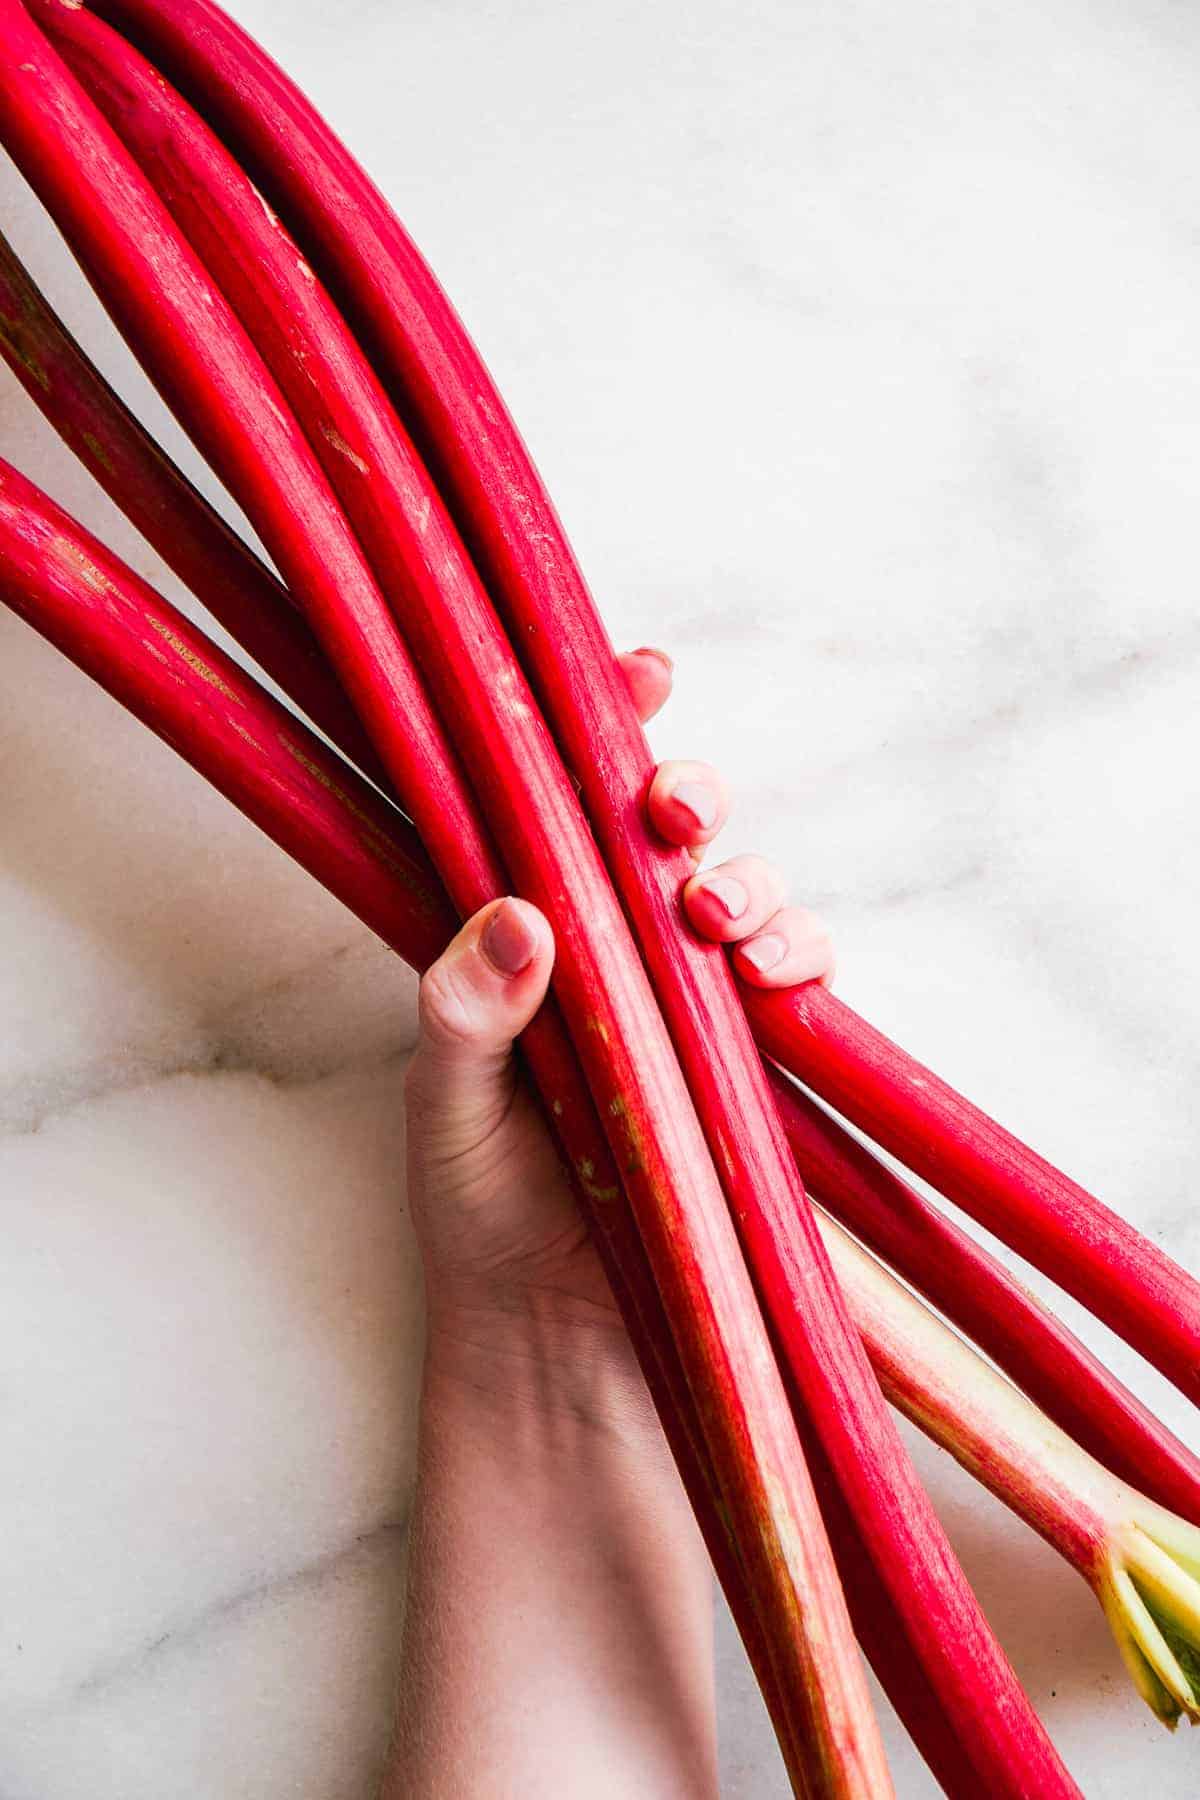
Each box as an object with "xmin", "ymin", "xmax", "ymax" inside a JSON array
[
  {"xmin": 9, "ymin": 211, "xmax": 1192, "ymax": 1561},
  {"xmin": 5, "ymin": 465, "xmax": 1190, "ymax": 1739},
  {"xmin": 90, "ymin": 0, "xmax": 1200, "ymax": 1420},
  {"xmin": 43, "ymin": 2, "xmax": 1090, "ymax": 1788},
  {"xmin": 769, "ymin": 1070, "xmax": 1200, "ymax": 1527},
  {"xmin": 27, "ymin": 15, "xmax": 902, "ymax": 1782},
  {"xmin": 0, "ymin": 227, "xmax": 381, "ymax": 782},
  {"xmin": 0, "ymin": 16, "xmax": 884, "ymax": 1791},
  {"xmin": 0, "ymin": 449, "xmax": 966, "ymax": 1785},
  {"xmin": 0, "ymin": 275, "xmax": 1065, "ymax": 1788},
  {"xmin": 0, "ymin": 451, "xmax": 812, "ymax": 1788},
  {"xmin": 824, "ymin": 1217, "xmax": 1200, "ymax": 1730},
  {"xmin": 9, "ymin": 199, "xmax": 1189, "ymax": 1562},
  {"xmin": 749, "ymin": 983, "xmax": 1200, "ymax": 1408},
  {"xmin": 0, "ymin": 426, "xmax": 1008, "ymax": 1793},
  {"xmin": 0, "ymin": 456, "xmax": 452, "ymax": 970}
]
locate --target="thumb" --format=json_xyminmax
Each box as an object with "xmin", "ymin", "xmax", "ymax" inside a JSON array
[{"xmin": 406, "ymin": 896, "xmax": 555, "ymax": 1163}]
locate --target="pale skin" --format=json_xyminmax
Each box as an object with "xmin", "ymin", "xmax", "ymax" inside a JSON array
[{"xmin": 386, "ymin": 649, "xmax": 835, "ymax": 1799}]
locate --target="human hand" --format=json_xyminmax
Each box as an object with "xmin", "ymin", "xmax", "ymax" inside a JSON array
[
  {"xmin": 404, "ymin": 647, "xmax": 834, "ymax": 1401},
  {"xmin": 396, "ymin": 649, "xmax": 834, "ymax": 1795}
]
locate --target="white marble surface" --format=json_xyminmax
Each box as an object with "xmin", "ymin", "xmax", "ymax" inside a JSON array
[{"xmin": 1, "ymin": 0, "xmax": 1199, "ymax": 1792}]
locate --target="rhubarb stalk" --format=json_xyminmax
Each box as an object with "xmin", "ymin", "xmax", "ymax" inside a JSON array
[
  {"xmin": 0, "ymin": 456, "xmax": 452, "ymax": 969},
  {"xmin": 90, "ymin": 0, "xmax": 1200, "ymax": 1420},
  {"xmin": 7, "ymin": 216, "xmax": 1193, "ymax": 1558},
  {"xmin": 824, "ymin": 1215, "xmax": 1200, "ymax": 1731},
  {"xmin": 0, "ymin": 450, "xmax": 811, "ymax": 1788},
  {"xmin": 0, "ymin": 431, "xmax": 1020, "ymax": 1789},
  {"xmin": 0, "ymin": 227, "xmax": 382, "ymax": 782},
  {"xmin": 8, "ymin": 203, "xmax": 1189, "ymax": 1556},
  {"xmin": 0, "ymin": 448, "xmax": 964, "ymax": 1786},
  {"xmin": 3, "ymin": 463, "xmax": 1190, "ymax": 1739},
  {"xmin": 0, "ymin": 16, "xmax": 885, "ymax": 1789},
  {"xmin": 769, "ymin": 1070, "xmax": 1200, "ymax": 1527},
  {"xmin": 51, "ymin": 3, "xmax": 1085, "ymax": 1789},
  {"xmin": 0, "ymin": 288, "xmax": 1071, "ymax": 1785},
  {"xmin": 749, "ymin": 982, "xmax": 1200, "ymax": 1408}
]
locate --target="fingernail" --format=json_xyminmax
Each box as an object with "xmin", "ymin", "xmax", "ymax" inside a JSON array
[
  {"xmin": 481, "ymin": 900, "xmax": 538, "ymax": 976},
  {"xmin": 634, "ymin": 646, "xmax": 673, "ymax": 671},
  {"xmin": 671, "ymin": 780, "xmax": 717, "ymax": 831},
  {"xmin": 698, "ymin": 875, "xmax": 747, "ymax": 919},
  {"xmin": 740, "ymin": 933, "xmax": 785, "ymax": 973}
]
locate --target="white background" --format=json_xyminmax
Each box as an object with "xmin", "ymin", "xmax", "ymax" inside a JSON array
[{"xmin": 1, "ymin": 0, "xmax": 1198, "ymax": 1792}]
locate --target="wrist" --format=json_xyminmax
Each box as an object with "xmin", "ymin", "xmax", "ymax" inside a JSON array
[
  {"xmin": 419, "ymin": 1298, "xmax": 709, "ymax": 1613},
  {"xmin": 405, "ymin": 1289, "xmax": 719, "ymax": 1800},
  {"xmin": 422, "ymin": 1284, "xmax": 669, "ymax": 1458}
]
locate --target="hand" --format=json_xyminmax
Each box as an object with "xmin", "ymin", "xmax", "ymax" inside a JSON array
[
  {"xmin": 404, "ymin": 647, "xmax": 835, "ymax": 1397},
  {"xmin": 396, "ymin": 648, "xmax": 832, "ymax": 1797}
]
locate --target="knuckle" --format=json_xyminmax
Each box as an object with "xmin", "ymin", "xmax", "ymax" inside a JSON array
[{"xmin": 417, "ymin": 959, "xmax": 481, "ymax": 1049}]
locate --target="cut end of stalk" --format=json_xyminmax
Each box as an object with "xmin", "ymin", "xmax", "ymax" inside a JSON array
[{"xmin": 1098, "ymin": 1516, "xmax": 1200, "ymax": 1728}]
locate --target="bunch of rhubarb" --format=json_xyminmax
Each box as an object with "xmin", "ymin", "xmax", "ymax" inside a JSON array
[{"xmin": 1, "ymin": 3, "xmax": 1198, "ymax": 1792}]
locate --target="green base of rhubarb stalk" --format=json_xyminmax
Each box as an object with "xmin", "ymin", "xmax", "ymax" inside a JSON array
[{"xmin": 1099, "ymin": 1514, "xmax": 1200, "ymax": 1726}]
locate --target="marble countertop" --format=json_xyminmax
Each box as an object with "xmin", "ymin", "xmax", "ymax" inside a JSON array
[{"xmin": 2, "ymin": 0, "xmax": 1198, "ymax": 1793}]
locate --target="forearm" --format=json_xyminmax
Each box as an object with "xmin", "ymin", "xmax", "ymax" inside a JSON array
[{"xmin": 388, "ymin": 1306, "xmax": 719, "ymax": 1798}]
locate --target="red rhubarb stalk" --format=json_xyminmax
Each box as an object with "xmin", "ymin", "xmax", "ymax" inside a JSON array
[
  {"xmin": 770, "ymin": 1070, "xmax": 1200, "ymax": 1526},
  {"xmin": 9, "ymin": 207, "xmax": 1192, "ymax": 1561},
  {"xmin": 0, "ymin": 17, "xmax": 885, "ymax": 1790},
  {"xmin": 0, "ymin": 295, "xmax": 1043, "ymax": 1783},
  {"xmin": 36, "ymin": 20, "xmax": 885, "ymax": 1781},
  {"xmin": 9, "ymin": 199, "xmax": 1189, "ymax": 1562},
  {"xmin": 822, "ymin": 1215, "xmax": 1200, "ymax": 1730},
  {"xmin": 91, "ymin": 0, "xmax": 1200, "ymax": 1419},
  {"xmin": 0, "ymin": 227, "xmax": 382, "ymax": 782},
  {"xmin": 5, "ymin": 464, "xmax": 1189, "ymax": 1745},
  {"xmin": 749, "ymin": 983, "xmax": 1200, "ymax": 1407},
  {"xmin": 62, "ymin": 4, "xmax": 1084, "ymax": 1789},
  {"xmin": 61, "ymin": 14, "xmax": 1086, "ymax": 1785},
  {"xmin": 0, "ymin": 421, "xmax": 1005, "ymax": 1791},
  {"xmin": 0, "ymin": 456, "xmax": 452, "ymax": 969},
  {"xmin": 42, "ymin": 26, "xmax": 996, "ymax": 1778},
  {"xmin": 0, "ymin": 450, "xmax": 811, "ymax": 1789},
  {"xmin": 0, "ymin": 463, "xmax": 1052, "ymax": 1788}
]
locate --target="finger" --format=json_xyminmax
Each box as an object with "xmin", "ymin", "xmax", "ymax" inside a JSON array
[
  {"xmin": 683, "ymin": 854, "xmax": 787, "ymax": 944},
  {"xmin": 408, "ymin": 899, "xmax": 555, "ymax": 1145},
  {"xmin": 618, "ymin": 646, "xmax": 674, "ymax": 723},
  {"xmin": 647, "ymin": 759, "xmax": 730, "ymax": 852},
  {"xmin": 731, "ymin": 905, "xmax": 836, "ymax": 989}
]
